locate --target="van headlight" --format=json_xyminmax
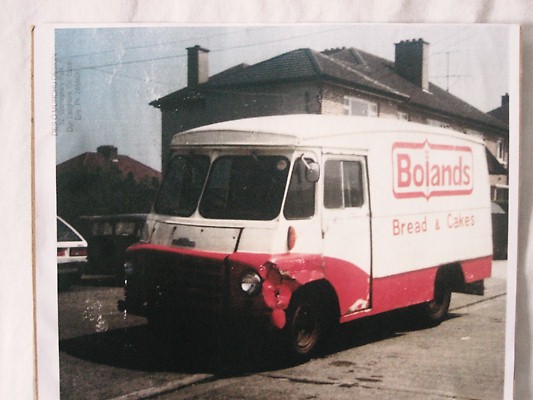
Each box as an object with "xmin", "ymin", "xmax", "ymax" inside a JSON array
[
  {"xmin": 124, "ymin": 261, "xmax": 135, "ymax": 276},
  {"xmin": 240, "ymin": 271, "xmax": 262, "ymax": 296}
]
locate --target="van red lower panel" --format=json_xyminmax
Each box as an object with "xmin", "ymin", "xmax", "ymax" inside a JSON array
[
  {"xmin": 461, "ymin": 256, "xmax": 492, "ymax": 283},
  {"xmin": 340, "ymin": 255, "xmax": 492, "ymax": 324}
]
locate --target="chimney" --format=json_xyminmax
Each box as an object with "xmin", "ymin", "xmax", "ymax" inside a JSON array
[
  {"xmin": 187, "ymin": 45, "xmax": 209, "ymax": 87},
  {"xmin": 97, "ymin": 145, "xmax": 118, "ymax": 162},
  {"xmin": 394, "ymin": 39, "xmax": 429, "ymax": 92},
  {"xmin": 501, "ymin": 93, "xmax": 509, "ymax": 106}
]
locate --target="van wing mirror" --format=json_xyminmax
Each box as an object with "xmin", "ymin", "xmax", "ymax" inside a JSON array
[{"xmin": 300, "ymin": 155, "xmax": 320, "ymax": 183}]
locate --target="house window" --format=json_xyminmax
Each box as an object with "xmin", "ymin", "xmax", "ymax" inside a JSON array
[
  {"xmin": 344, "ymin": 96, "xmax": 378, "ymax": 117},
  {"xmin": 397, "ymin": 111, "xmax": 409, "ymax": 121},
  {"xmin": 427, "ymin": 119, "xmax": 451, "ymax": 129},
  {"xmin": 496, "ymin": 139, "xmax": 505, "ymax": 162}
]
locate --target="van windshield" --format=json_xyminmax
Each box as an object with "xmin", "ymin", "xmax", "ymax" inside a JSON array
[
  {"xmin": 200, "ymin": 155, "xmax": 290, "ymax": 220},
  {"xmin": 154, "ymin": 155, "xmax": 210, "ymax": 217},
  {"xmin": 154, "ymin": 154, "xmax": 291, "ymax": 220}
]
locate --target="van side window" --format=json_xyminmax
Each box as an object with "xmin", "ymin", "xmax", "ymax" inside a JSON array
[
  {"xmin": 324, "ymin": 160, "xmax": 364, "ymax": 209},
  {"xmin": 284, "ymin": 158, "xmax": 316, "ymax": 219}
]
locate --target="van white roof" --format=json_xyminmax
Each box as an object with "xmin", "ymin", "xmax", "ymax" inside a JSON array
[{"xmin": 171, "ymin": 115, "xmax": 483, "ymax": 148}]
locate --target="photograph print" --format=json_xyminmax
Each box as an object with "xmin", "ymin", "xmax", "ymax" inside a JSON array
[{"xmin": 42, "ymin": 23, "xmax": 516, "ymax": 399}]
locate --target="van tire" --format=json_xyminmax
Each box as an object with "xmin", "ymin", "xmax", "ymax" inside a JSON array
[
  {"xmin": 285, "ymin": 287, "xmax": 331, "ymax": 360},
  {"xmin": 420, "ymin": 275, "xmax": 452, "ymax": 326}
]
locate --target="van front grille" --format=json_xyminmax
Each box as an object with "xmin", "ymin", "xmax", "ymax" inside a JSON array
[{"xmin": 134, "ymin": 249, "xmax": 227, "ymax": 313}]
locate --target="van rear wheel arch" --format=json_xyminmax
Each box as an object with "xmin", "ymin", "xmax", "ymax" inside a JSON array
[
  {"xmin": 420, "ymin": 264, "xmax": 461, "ymax": 325},
  {"xmin": 438, "ymin": 263, "xmax": 466, "ymax": 292}
]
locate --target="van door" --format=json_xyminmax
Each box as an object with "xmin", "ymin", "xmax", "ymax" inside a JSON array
[{"xmin": 321, "ymin": 154, "xmax": 372, "ymax": 316}]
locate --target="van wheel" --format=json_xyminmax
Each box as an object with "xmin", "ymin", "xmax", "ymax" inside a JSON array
[
  {"xmin": 421, "ymin": 276, "xmax": 452, "ymax": 325},
  {"xmin": 285, "ymin": 289, "xmax": 327, "ymax": 360}
]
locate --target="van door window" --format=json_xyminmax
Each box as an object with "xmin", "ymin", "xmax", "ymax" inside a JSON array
[
  {"xmin": 284, "ymin": 158, "xmax": 316, "ymax": 219},
  {"xmin": 324, "ymin": 160, "xmax": 364, "ymax": 209}
]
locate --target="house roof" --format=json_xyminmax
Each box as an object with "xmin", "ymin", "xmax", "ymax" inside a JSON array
[
  {"xmin": 150, "ymin": 46, "xmax": 507, "ymax": 135},
  {"xmin": 206, "ymin": 48, "xmax": 407, "ymax": 97},
  {"xmin": 485, "ymin": 147, "xmax": 508, "ymax": 175},
  {"xmin": 57, "ymin": 149, "xmax": 161, "ymax": 184},
  {"xmin": 488, "ymin": 102, "xmax": 509, "ymax": 125}
]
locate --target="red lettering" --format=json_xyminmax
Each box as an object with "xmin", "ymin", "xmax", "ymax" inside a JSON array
[
  {"xmin": 463, "ymin": 165, "xmax": 471, "ymax": 185},
  {"xmin": 393, "ymin": 219, "xmax": 400, "ymax": 236},
  {"xmin": 453, "ymin": 157, "xmax": 463, "ymax": 185},
  {"xmin": 430, "ymin": 164, "xmax": 441, "ymax": 186},
  {"xmin": 392, "ymin": 217, "xmax": 427, "ymax": 236},
  {"xmin": 413, "ymin": 164, "xmax": 424, "ymax": 187},
  {"xmin": 441, "ymin": 165, "xmax": 452, "ymax": 186},
  {"xmin": 393, "ymin": 142, "xmax": 474, "ymax": 199},
  {"xmin": 447, "ymin": 213, "xmax": 475, "ymax": 229},
  {"xmin": 397, "ymin": 154, "xmax": 411, "ymax": 187}
]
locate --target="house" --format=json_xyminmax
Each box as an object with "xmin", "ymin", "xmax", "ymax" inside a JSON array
[
  {"xmin": 489, "ymin": 93, "xmax": 510, "ymax": 125},
  {"xmin": 57, "ymin": 145, "xmax": 161, "ymax": 184},
  {"xmin": 488, "ymin": 93, "xmax": 510, "ymax": 168},
  {"xmin": 487, "ymin": 94, "xmax": 511, "ymax": 203},
  {"xmin": 56, "ymin": 145, "xmax": 161, "ymax": 226},
  {"xmin": 150, "ymin": 40, "xmax": 509, "ymax": 186}
]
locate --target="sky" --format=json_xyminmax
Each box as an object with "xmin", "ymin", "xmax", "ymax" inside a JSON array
[{"xmin": 55, "ymin": 24, "xmax": 511, "ymax": 172}]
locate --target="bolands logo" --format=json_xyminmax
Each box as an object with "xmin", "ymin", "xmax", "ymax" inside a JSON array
[{"xmin": 392, "ymin": 140, "xmax": 474, "ymax": 200}]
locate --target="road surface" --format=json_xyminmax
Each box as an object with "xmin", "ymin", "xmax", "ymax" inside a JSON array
[{"xmin": 58, "ymin": 261, "xmax": 508, "ymax": 399}]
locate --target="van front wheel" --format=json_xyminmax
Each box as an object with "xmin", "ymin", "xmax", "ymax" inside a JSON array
[{"xmin": 285, "ymin": 289, "xmax": 325, "ymax": 360}]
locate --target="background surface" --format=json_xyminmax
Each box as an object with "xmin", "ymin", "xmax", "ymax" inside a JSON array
[{"xmin": 0, "ymin": 1, "xmax": 530, "ymax": 399}]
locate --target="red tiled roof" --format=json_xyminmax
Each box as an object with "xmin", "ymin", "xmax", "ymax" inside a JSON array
[{"xmin": 57, "ymin": 150, "xmax": 161, "ymax": 184}]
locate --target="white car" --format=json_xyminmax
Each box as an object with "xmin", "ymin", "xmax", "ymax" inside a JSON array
[{"xmin": 57, "ymin": 216, "xmax": 88, "ymax": 290}]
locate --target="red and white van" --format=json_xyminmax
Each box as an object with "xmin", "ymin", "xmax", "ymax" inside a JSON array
[{"xmin": 119, "ymin": 115, "xmax": 492, "ymax": 357}]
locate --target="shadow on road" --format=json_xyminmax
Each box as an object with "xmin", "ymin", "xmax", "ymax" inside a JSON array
[
  {"xmin": 60, "ymin": 307, "xmax": 463, "ymax": 378},
  {"xmin": 60, "ymin": 320, "xmax": 290, "ymax": 376},
  {"xmin": 78, "ymin": 275, "xmax": 124, "ymax": 288},
  {"xmin": 326, "ymin": 308, "xmax": 461, "ymax": 356}
]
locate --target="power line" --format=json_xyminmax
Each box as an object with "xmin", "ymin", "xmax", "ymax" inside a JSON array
[
  {"xmin": 210, "ymin": 26, "xmax": 349, "ymax": 54},
  {"xmin": 55, "ymin": 30, "xmax": 246, "ymax": 60},
  {"xmin": 55, "ymin": 26, "xmax": 491, "ymax": 108},
  {"xmin": 89, "ymin": 67, "xmax": 171, "ymax": 86},
  {"xmin": 56, "ymin": 53, "xmax": 188, "ymax": 74},
  {"xmin": 55, "ymin": 26, "xmax": 351, "ymax": 74}
]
